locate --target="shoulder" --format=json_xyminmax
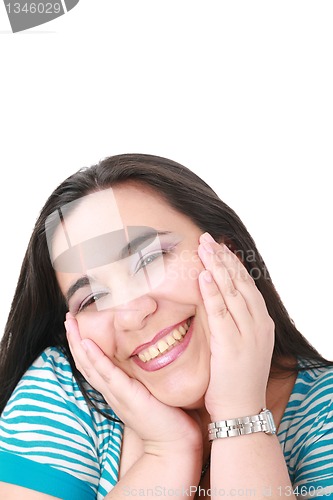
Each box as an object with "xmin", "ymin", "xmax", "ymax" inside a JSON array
[
  {"xmin": 20, "ymin": 344, "xmax": 78, "ymax": 386},
  {"xmin": 280, "ymin": 363, "xmax": 333, "ymax": 493},
  {"xmin": 293, "ymin": 362, "xmax": 333, "ymax": 413},
  {"xmin": 10, "ymin": 345, "xmax": 75, "ymax": 386},
  {"xmin": 0, "ymin": 346, "xmax": 124, "ymax": 497},
  {"xmin": 2, "ymin": 345, "xmax": 120, "ymax": 427},
  {"xmin": 279, "ymin": 362, "xmax": 333, "ymax": 454},
  {"xmin": 3, "ymin": 346, "xmax": 84, "ymax": 416}
]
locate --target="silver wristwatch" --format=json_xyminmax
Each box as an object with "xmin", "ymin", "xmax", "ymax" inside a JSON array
[{"xmin": 208, "ymin": 408, "xmax": 276, "ymax": 441}]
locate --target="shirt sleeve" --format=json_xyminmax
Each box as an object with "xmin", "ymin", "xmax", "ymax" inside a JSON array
[
  {"xmin": 0, "ymin": 347, "xmax": 122, "ymax": 500},
  {"xmin": 292, "ymin": 387, "xmax": 333, "ymax": 498}
]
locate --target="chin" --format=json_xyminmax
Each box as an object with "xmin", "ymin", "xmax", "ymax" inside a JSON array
[
  {"xmin": 152, "ymin": 382, "xmax": 208, "ymax": 409},
  {"xmin": 143, "ymin": 363, "xmax": 210, "ymax": 409},
  {"xmin": 180, "ymin": 397, "xmax": 206, "ymax": 411},
  {"xmin": 157, "ymin": 395, "xmax": 205, "ymax": 410}
]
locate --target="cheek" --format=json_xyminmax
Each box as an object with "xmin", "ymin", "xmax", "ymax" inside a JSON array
[
  {"xmin": 164, "ymin": 252, "xmax": 204, "ymax": 295},
  {"xmin": 76, "ymin": 312, "xmax": 116, "ymax": 356}
]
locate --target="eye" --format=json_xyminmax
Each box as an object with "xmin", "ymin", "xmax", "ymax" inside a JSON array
[
  {"xmin": 134, "ymin": 250, "xmax": 168, "ymax": 273},
  {"xmin": 78, "ymin": 291, "xmax": 109, "ymax": 313}
]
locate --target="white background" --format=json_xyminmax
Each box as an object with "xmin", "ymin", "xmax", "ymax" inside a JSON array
[{"xmin": 0, "ymin": 1, "xmax": 332, "ymax": 358}]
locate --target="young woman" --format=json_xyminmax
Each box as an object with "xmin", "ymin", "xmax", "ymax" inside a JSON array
[{"xmin": 0, "ymin": 153, "xmax": 332, "ymax": 499}]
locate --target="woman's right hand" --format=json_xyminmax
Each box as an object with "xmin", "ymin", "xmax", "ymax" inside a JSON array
[{"xmin": 65, "ymin": 315, "xmax": 202, "ymax": 460}]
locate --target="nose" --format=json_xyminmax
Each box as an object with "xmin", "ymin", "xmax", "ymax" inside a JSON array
[{"xmin": 113, "ymin": 294, "xmax": 157, "ymax": 332}]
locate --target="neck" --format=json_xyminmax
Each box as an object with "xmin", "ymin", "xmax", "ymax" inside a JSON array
[{"xmin": 266, "ymin": 367, "xmax": 297, "ymax": 428}]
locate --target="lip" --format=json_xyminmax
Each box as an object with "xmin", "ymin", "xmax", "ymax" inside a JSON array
[
  {"xmin": 131, "ymin": 317, "xmax": 193, "ymax": 372},
  {"xmin": 130, "ymin": 318, "xmax": 191, "ymax": 357}
]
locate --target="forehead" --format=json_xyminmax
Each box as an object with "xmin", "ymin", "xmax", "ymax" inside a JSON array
[{"xmin": 48, "ymin": 184, "xmax": 176, "ymax": 261}]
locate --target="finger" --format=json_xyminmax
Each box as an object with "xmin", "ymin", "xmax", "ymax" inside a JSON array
[
  {"xmin": 198, "ymin": 243, "xmax": 252, "ymax": 334},
  {"xmin": 65, "ymin": 317, "xmax": 140, "ymax": 409},
  {"xmin": 66, "ymin": 319, "xmax": 152, "ymax": 426},
  {"xmin": 200, "ymin": 233, "xmax": 255, "ymax": 289},
  {"xmin": 198, "ymin": 269, "xmax": 240, "ymax": 342},
  {"xmin": 65, "ymin": 318, "xmax": 189, "ymax": 442},
  {"xmin": 80, "ymin": 338, "xmax": 145, "ymax": 407},
  {"xmin": 216, "ymin": 244, "xmax": 268, "ymax": 315},
  {"xmin": 65, "ymin": 317, "xmax": 89, "ymax": 376},
  {"xmin": 199, "ymin": 233, "xmax": 270, "ymax": 319}
]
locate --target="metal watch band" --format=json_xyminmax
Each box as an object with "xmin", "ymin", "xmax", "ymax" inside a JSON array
[{"xmin": 208, "ymin": 408, "xmax": 276, "ymax": 440}]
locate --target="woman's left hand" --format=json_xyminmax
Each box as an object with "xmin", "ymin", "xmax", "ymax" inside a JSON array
[{"xmin": 197, "ymin": 232, "xmax": 275, "ymax": 422}]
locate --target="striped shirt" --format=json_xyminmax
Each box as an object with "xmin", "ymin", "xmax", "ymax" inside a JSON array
[
  {"xmin": 0, "ymin": 347, "xmax": 123, "ymax": 499},
  {"xmin": 277, "ymin": 359, "xmax": 333, "ymax": 497},
  {"xmin": 0, "ymin": 348, "xmax": 333, "ymax": 499}
]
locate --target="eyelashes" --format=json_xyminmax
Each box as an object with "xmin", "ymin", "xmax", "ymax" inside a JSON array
[
  {"xmin": 71, "ymin": 244, "xmax": 177, "ymax": 314},
  {"xmin": 77, "ymin": 291, "xmax": 109, "ymax": 314},
  {"xmin": 133, "ymin": 248, "xmax": 172, "ymax": 274}
]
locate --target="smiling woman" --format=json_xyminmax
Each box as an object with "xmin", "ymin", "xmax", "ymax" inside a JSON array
[{"xmin": 0, "ymin": 153, "xmax": 333, "ymax": 500}]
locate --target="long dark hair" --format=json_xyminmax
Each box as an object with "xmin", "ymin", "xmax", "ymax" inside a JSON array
[{"xmin": 0, "ymin": 153, "xmax": 331, "ymax": 415}]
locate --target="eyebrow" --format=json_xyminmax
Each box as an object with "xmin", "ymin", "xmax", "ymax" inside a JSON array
[
  {"xmin": 65, "ymin": 230, "xmax": 172, "ymax": 303},
  {"xmin": 120, "ymin": 230, "xmax": 172, "ymax": 259},
  {"xmin": 66, "ymin": 275, "xmax": 95, "ymax": 304}
]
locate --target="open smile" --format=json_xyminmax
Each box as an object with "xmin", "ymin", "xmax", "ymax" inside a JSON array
[{"xmin": 131, "ymin": 318, "xmax": 193, "ymax": 372}]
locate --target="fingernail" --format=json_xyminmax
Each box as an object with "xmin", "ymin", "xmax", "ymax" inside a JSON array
[{"xmin": 201, "ymin": 232, "xmax": 215, "ymax": 243}]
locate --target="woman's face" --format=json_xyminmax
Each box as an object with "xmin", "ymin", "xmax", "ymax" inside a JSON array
[{"xmin": 54, "ymin": 183, "xmax": 211, "ymax": 409}]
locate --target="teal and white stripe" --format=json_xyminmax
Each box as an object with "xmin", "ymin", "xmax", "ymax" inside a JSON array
[
  {"xmin": 1, "ymin": 348, "xmax": 333, "ymax": 498},
  {"xmin": 278, "ymin": 361, "xmax": 333, "ymax": 498},
  {"xmin": 0, "ymin": 347, "xmax": 123, "ymax": 499}
]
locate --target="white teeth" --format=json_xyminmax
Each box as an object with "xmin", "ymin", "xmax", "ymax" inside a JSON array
[
  {"xmin": 166, "ymin": 335, "xmax": 176, "ymax": 346},
  {"xmin": 144, "ymin": 351, "xmax": 152, "ymax": 361},
  {"xmin": 148, "ymin": 346, "xmax": 160, "ymax": 359},
  {"xmin": 178, "ymin": 325, "xmax": 186, "ymax": 336},
  {"xmin": 157, "ymin": 340, "xmax": 169, "ymax": 353},
  {"xmin": 137, "ymin": 320, "xmax": 191, "ymax": 362},
  {"xmin": 173, "ymin": 329, "xmax": 182, "ymax": 340}
]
